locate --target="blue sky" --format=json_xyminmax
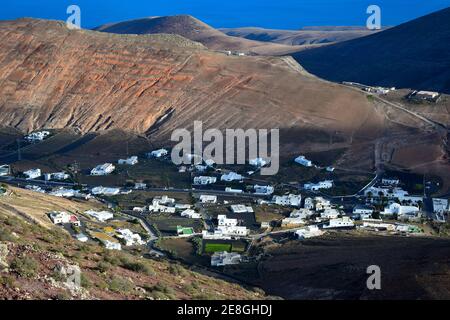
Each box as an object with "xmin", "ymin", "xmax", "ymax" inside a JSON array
[{"xmin": 2, "ymin": 0, "xmax": 450, "ymax": 30}]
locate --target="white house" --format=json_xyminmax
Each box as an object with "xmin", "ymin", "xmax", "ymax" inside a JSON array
[
  {"xmin": 116, "ymin": 229, "xmax": 145, "ymax": 246},
  {"xmin": 134, "ymin": 182, "xmax": 147, "ymax": 190},
  {"xmin": 281, "ymin": 217, "xmax": 305, "ymax": 227},
  {"xmin": 290, "ymin": 208, "xmax": 315, "ymax": 219},
  {"xmin": 304, "ymin": 180, "xmax": 333, "ymax": 191},
  {"xmin": 225, "ymin": 187, "xmax": 244, "ymax": 193},
  {"xmin": 353, "ymin": 205, "xmax": 374, "ymax": 215},
  {"xmin": 326, "ymin": 166, "xmax": 335, "ymax": 172},
  {"xmin": 199, "ymin": 195, "xmax": 217, "ymax": 204},
  {"xmin": 381, "ymin": 203, "xmax": 419, "ymax": 217},
  {"xmin": 320, "ymin": 208, "xmax": 340, "ymax": 219},
  {"xmin": 49, "ymin": 211, "xmax": 71, "ymax": 224},
  {"xmin": 230, "ymin": 205, "xmax": 254, "ymax": 214},
  {"xmin": 24, "ymin": 168, "xmax": 41, "ymax": 180},
  {"xmin": 91, "ymin": 163, "xmax": 115, "ymax": 176},
  {"xmin": 221, "ymin": 172, "xmax": 243, "ymax": 182},
  {"xmin": 217, "ymin": 225, "xmax": 249, "ymax": 238},
  {"xmin": 211, "ymin": 252, "xmax": 242, "ymax": 267},
  {"xmin": 25, "ymin": 131, "xmax": 50, "ymax": 142},
  {"xmin": 91, "ymin": 186, "xmax": 121, "ymax": 196},
  {"xmin": 49, "ymin": 188, "xmax": 80, "ymax": 198},
  {"xmin": 118, "ymin": 156, "xmax": 138, "ymax": 165},
  {"xmin": 148, "ymin": 203, "xmax": 176, "ymax": 214},
  {"xmin": 49, "ymin": 212, "xmax": 80, "ymax": 226},
  {"xmin": 44, "ymin": 172, "xmax": 70, "ymax": 181},
  {"xmin": 304, "ymin": 197, "xmax": 314, "ymax": 210},
  {"xmin": 272, "ymin": 194, "xmax": 302, "ymax": 207},
  {"xmin": 152, "ymin": 195, "xmax": 175, "ymax": 205},
  {"xmin": 254, "ymin": 185, "xmax": 274, "ymax": 195},
  {"xmin": 295, "ymin": 226, "xmax": 324, "ymax": 239},
  {"xmin": 75, "ymin": 233, "xmax": 89, "ymax": 242},
  {"xmin": 0, "ymin": 165, "xmax": 10, "ymax": 177},
  {"xmin": 323, "ymin": 216, "xmax": 355, "ymax": 229},
  {"xmin": 180, "ymin": 209, "xmax": 202, "ymax": 219},
  {"xmin": 85, "ymin": 210, "xmax": 114, "ymax": 222},
  {"xmin": 433, "ymin": 198, "xmax": 449, "ymax": 214},
  {"xmin": 194, "ymin": 176, "xmax": 217, "ymax": 185},
  {"xmin": 148, "ymin": 149, "xmax": 168, "ymax": 158},
  {"xmin": 104, "ymin": 240, "xmax": 122, "ymax": 251},
  {"xmin": 295, "ymin": 156, "xmax": 312, "ymax": 167},
  {"xmin": 249, "ymin": 157, "xmax": 267, "ymax": 168},
  {"xmin": 314, "ymin": 197, "xmax": 331, "ymax": 211}
]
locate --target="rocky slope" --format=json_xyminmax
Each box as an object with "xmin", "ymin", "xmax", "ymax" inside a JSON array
[{"xmin": 293, "ymin": 7, "xmax": 450, "ymax": 93}]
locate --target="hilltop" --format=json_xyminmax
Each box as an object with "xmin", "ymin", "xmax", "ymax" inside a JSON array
[{"xmin": 94, "ymin": 15, "xmax": 303, "ymax": 55}]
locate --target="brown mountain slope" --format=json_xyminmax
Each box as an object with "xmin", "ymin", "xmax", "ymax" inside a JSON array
[
  {"xmin": 0, "ymin": 18, "xmax": 380, "ymax": 139},
  {"xmin": 220, "ymin": 26, "xmax": 379, "ymax": 46},
  {"xmin": 292, "ymin": 7, "xmax": 450, "ymax": 93},
  {"xmin": 94, "ymin": 15, "xmax": 303, "ymax": 55}
]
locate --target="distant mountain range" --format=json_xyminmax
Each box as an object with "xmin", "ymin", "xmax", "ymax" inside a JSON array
[
  {"xmin": 219, "ymin": 26, "xmax": 381, "ymax": 46},
  {"xmin": 293, "ymin": 7, "xmax": 450, "ymax": 93}
]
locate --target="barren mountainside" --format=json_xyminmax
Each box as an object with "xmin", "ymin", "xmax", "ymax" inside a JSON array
[{"xmin": 0, "ymin": 18, "xmax": 380, "ymax": 139}]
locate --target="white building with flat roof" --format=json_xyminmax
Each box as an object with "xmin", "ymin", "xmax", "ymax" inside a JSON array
[
  {"xmin": 24, "ymin": 168, "xmax": 41, "ymax": 180},
  {"xmin": 0, "ymin": 165, "xmax": 10, "ymax": 176},
  {"xmin": 194, "ymin": 176, "xmax": 217, "ymax": 185},
  {"xmin": 295, "ymin": 225, "xmax": 324, "ymax": 239},
  {"xmin": 91, "ymin": 186, "xmax": 121, "ymax": 196},
  {"xmin": 381, "ymin": 203, "xmax": 419, "ymax": 217},
  {"xmin": 304, "ymin": 180, "xmax": 333, "ymax": 191},
  {"xmin": 230, "ymin": 205, "xmax": 254, "ymax": 214},
  {"xmin": 221, "ymin": 172, "xmax": 244, "ymax": 182},
  {"xmin": 433, "ymin": 198, "xmax": 449, "ymax": 214},
  {"xmin": 118, "ymin": 156, "xmax": 138, "ymax": 165},
  {"xmin": 25, "ymin": 130, "xmax": 50, "ymax": 142},
  {"xmin": 323, "ymin": 217, "xmax": 355, "ymax": 229},
  {"xmin": 85, "ymin": 210, "xmax": 114, "ymax": 222},
  {"xmin": 272, "ymin": 194, "xmax": 302, "ymax": 207},
  {"xmin": 44, "ymin": 172, "xmax": 70, "ymax": 181},
  {"xmin": 91, "ymin": 163, "xmax": 115, "ymax": 176},
  {"xmin": 211, "ymin": 252, "xmax": 242, "ymax": 267},
  {"xmin": 199, "ymin": 195, "xmax": 217, "ymax": 204},
  {"xmin": 304, "ymin": 197, "xmax": 314, "ymax": 210},
  {"xmin": 180, "ymin": 209, "xmax": 202, "ymax": 219},
  {"xmin": 254, "ymin": 185, "xmax": 274, "ymax": 195},
  {"xmin": 148, "ymin": 149, "xmax": 168, "ymax": 158},
  {"xmin": 295, "ymin": 156, "xmax": 312, "ymax": 167},
  {"xmin": 320, "ymin": 208, "xmax": 340, "ymax": 219}
]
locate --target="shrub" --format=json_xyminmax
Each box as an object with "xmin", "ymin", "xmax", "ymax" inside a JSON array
[
  {"xmin": 108, "ymin": 276, "xmax": 134, "ymax": 294},
  {"xmin": 122, "ymin": 260, "xmax": 154, "ymax": 276},
  {"xmin": 96, "ymin": 261, "xmax": 110, "ymax": 273},
  {"xmin": 11, "ymin": 256, "xmax": 39, "ymax": 278}
]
